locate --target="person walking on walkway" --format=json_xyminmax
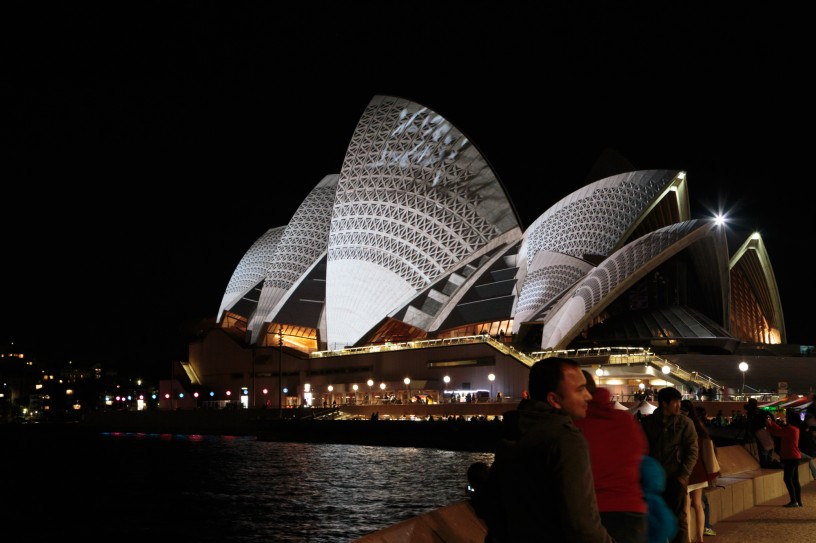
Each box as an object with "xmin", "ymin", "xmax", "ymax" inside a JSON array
[
  {"xmin": 641, "ymin": 387, "xmax": 698, "ymax": 543},
  {"xmin": 481, "ymin": 357, "xmax": 614, "ymax": 542},
  {"xmin": 766, "ymin": 414, "xmax": 803, "ymax": 507}
]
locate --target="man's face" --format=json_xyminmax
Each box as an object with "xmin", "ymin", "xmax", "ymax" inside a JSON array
[
  {"xmin": 548, "ymin": 365, "xmax": 592, "ymax": 419},
  {"xmin": 664, "ymin": 398, "xmax": 681, "ymax": 416}
]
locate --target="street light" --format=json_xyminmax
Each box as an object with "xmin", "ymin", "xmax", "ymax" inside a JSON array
[
  {"xmin": 404, "ymin": 377, "xmax": 411, "ymax": 403},
  {"xmin": 488, "ymin": 373, "xmax": 495, "ymax": 401},
  {"xmin": 379, "ymin": 382, "xmax": 386, "ymax": 404},
  {"xmin": 739, "ymin": 361, "xmax": 749, "ymax": 396},
  {"xmin": 367, "ymin": 379, "xmax": 374, "ymax": 405},
  {"xmin": 352, "ymin": 384, "xmax": 358, "ymax": 405},
  {"xmin": 443, "ymin": 375, "xmax": 450, "ymax": 404},
  {"xmin": 595, "ymin": 367, "xmax": 603, "ymax": 387},
  {"xmin": 328, "ymin": 385, "xmax": 333, "ymax": 407},
  {"xmin": 278, "ymin": 326, "xmax": 284, "ymax": 416}
]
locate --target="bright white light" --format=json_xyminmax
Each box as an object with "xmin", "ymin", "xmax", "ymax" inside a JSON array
[
  {"xmin": 403, "ymin": 377, "xmax": 411, "ymax": 386},
  {"xmin": 380, "ymin": 382, "xmax": 386, "ymax": 391},
  {"xmin": 488, "ymin": 373, "xmax": 495, "ymax": 382},
  {"xmin": 353, "ymin": 384, "xmax": 358, "ymax": 391},
  {"xmin": 443, "ymin": 375, "xmax": 450, "ymax": 384},
  {"xmin": 367, "ymin": 379, "xmax": 374, "ymax": 387},
  {"xmin": 595, "ymin": 367, "xmax": 603, "ymax": 377},
  {"xmin": 739, "ymin": 362, "xmax": 749, "ymax": 372},
  {"xmin": 714, "ymin": 214, "xmax": 726, "ymax": 227},
  {"xmin": 662, "ymin": 366, "xmax": 671, "ymax": 375},
  {"xmin": 328, "ymin": 385, "xmax": 333, "ymax": 392}
]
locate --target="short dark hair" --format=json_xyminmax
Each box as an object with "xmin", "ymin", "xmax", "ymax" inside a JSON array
[
  {"xmin": 582, "ymin": 370, "xmax": 597, "ymax": 394},
  {"xmin": 529, "ymin": 357, "xmax": 580, "ymax": 401},
  {"xmin": 657, "ymin": 387, "xmax": 681, "ymax": 405}
]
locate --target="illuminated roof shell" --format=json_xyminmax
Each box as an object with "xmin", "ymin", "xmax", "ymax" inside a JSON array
[
  {"xmin": 729, "ymin": 233, "xmax": 786, "ymax": 343},
  {"xmin": 539, "ymin": 219, "xmax": 729, "ymax": 350},
  {"xmin": 514, "ymin": 170, "xmax": 688, "ymax": 333},
  {"xmin": 245, "ymin": 175, "xmax": 338, "ymax": 342},
  {"xmin": 324, "ymin": 95, "xmax": 520, "ymax": 349},
  {"xmin": 216, "ymin": 226, "xmax": 286, "ymax": 321}
]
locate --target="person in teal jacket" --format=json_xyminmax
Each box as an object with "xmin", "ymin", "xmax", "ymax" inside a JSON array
[{"xmin": 640, "ymin": 454, "xmax": 678, "ymax": 543}]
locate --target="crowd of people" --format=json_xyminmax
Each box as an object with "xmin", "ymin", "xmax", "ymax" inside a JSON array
[{"xmin": 468, "ymin": 357, "xmax": 814, "ymax": 543}]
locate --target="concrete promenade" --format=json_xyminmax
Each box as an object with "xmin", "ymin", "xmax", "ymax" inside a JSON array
[
  {"xmin": 704, "ymin": 478, "xmax": 816, "ymax": 543},
  {"xmin": 353, "ymin": 479, "xmax": 816, "ymax": 543}
]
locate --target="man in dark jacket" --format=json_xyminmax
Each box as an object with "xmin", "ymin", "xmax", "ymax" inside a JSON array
[
  {"xmin": 481, "ymin": 357, "xmax": 614, "ymax": 542},
  {"xmin": 640, "ymin": 387, "xmax": 698, "ymax": 543}
]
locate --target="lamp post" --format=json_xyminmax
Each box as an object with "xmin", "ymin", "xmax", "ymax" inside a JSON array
[
  {"xmin": 739, "ymin": 361, "xmax": 749, "ymax": 396},
  {"xmin": 352, "ymin": 384, "xmax": 358, "ymax": 405},
  {"xmin": 443, "ymin": 375, "xmax": 450, "ymax": 404},
  {"xmin": 595, "ymin": 367, "xmax": 603, "ymax": 387},
  {"xmin": 404, "ymin": 377, "xmax": 411, "ymax": 403},
  {"xmin": 367, "ymin": 379, "xmax": 374, "ymax": 405},
  {"xmin": 328, "ymin": 385, "xmax": 333, "ymax": 407},
  {"xmin": 278, "ymin": 326, "xmax": 284, "ymax": 417},
  {"xmin": 379, "ymin": 382, "xmax": 386, "ymax": 404},
  {"xmin": 488, "ymin": 373, "xmax": 495, "ymax": 401}
]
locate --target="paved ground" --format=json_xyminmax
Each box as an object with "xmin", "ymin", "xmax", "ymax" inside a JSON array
[{"xmin": 703, "ymin": 479, "xmax": 816, "ymax": 543}]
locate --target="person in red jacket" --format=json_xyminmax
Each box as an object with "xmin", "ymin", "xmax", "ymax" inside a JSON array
[
  {"xmin": 766, "ymin": 414, "xmax": 802, "ymax": 507},
  {"xmin": 574, "ymin": 375, "xmax": 648, "ymax": 543}
]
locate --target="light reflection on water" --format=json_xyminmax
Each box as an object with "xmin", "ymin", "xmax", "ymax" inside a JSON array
[{"xmin": 14, "ymin": 432, "xmax": 493, "ymax": 542}]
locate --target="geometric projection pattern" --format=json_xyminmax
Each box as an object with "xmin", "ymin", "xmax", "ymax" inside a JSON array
[
  {"xmin": 217, "ymin": 225, "xmax": 285, "ymax": 319},
  {"xmin": 571, "ymin": 220, "xmax": 706, "ymax": 313},
  {"xmin": 516, "ymin": 263, "xmax": 589, "ymax": 315},
  {"xmin": 525, "ymin": 170, "xmax": 677, "ymax": 261},
  {"xmin": 264, "ymin": 174, "xmax": 339, "ymax": 290},
  {"xmin": 325, "ymin": 95, "xmax": 520, "ymax": 347},
  {"xmin": 247, "ymin": 174, "xmax": 339, "ymax": 340},
  {"xmin": 328, "ymin": 95, "xmax": 518, "ymax": 290}
]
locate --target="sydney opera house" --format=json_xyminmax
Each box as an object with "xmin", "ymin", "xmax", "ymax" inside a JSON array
[{"xmin": 170, "ymin": 95, "xmax": 812, "ymax": 411}]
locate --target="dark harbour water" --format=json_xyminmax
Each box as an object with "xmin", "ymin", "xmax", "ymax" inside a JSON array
[{"xmin": 7, "ymin": 429, "xmax": 494, "ymax": 542}]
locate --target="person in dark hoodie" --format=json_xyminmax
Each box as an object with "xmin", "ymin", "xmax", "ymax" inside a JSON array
[
  {"xmin": 480, "ymin": 357, "xmax": 615, "ymax": 542},
  {"xmin": 640, "ymin": 387, "xmax": 698, "ymax": 543}
]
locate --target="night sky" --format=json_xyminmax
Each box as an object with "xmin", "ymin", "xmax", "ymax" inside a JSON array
[{"xmin": 5, "ymin": 3, "xmax": 812, "ymax": 380}]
